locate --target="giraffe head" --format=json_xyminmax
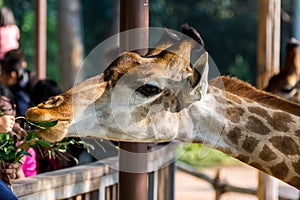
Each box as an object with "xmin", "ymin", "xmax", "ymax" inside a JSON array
[
  {"xmin": 90, "ymin": 50, "xmax": 209, "ymax": 142},
  {"xmin": 25, "ymin": 26, "xmax": 209, "ymax": 142}
]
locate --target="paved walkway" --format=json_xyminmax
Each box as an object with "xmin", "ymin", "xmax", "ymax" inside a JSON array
[{"xmin": 175, "ymin": 164, "xmax": 299, "ymax": 200}]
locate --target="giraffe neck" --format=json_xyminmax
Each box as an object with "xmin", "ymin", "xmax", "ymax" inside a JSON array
[{"xmin": 178, "ymin": 85, "xmax": 300, "ymax": 189}]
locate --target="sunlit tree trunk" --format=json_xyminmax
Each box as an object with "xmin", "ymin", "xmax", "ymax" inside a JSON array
[{"xmin": 57, "ymin": 0, "xmax": 84, "ymax": 90}]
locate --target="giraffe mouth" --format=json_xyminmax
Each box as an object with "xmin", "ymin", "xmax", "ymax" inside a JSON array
[
  {"xmin": 31, "ymin": 120, "xmax": 71, "ymax": 142},
  {"xmin": 25, "ymin": 106, "xmax": 73, "ymax": 142}
]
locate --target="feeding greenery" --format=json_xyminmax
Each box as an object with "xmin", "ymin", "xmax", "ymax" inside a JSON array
[{"xmin": 0, "ymin": 118, "xmax": 93, "ymax": 166}]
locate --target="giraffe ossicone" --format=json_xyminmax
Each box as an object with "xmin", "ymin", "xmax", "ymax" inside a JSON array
[{"xmin": 26, "ymin": 25, "xmax": 300, "ymax": 189}]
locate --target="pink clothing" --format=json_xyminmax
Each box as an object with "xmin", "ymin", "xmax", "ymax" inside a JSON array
[
  {"xmin": 21, "ymin": 147, "xmax": 37, "ymax": 177},
  {"xmin": 17, "ymin": 141, "xmax": 37, "ymax": 177},
  {"xmin": 0, "ymin": 24, "xmax": 20, "ymax": 59}
]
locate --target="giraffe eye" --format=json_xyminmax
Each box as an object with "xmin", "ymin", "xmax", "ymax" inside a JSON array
[{"xmin": 136, "ymin": 84, "xmax": 163, "ymax": 97}]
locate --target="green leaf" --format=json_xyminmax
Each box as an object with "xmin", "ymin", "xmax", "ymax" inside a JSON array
[
  {"xmin": 7, "ymin": 146, "xmax": 16, "ymax": 151},
  {"xmin": 36, "ymin": 140, "xmax": 51, "ymax": 147},
  {"xmin": 26, "ymin": 120, "xmax": 58, "ymax": 129},
  {"xmin": 12, "ymin": 135, "xmax": 17, "ymax": 144}
]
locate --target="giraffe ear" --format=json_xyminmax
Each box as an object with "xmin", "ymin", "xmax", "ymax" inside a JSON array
[{"xmin": 189, "ymin": 52, "xmax": 209, "ymax": 96}]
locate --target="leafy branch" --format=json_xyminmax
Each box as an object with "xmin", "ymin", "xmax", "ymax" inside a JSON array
[{"xmin": 0, "ymin": 117, "xmax": 94, "ymax": 187}]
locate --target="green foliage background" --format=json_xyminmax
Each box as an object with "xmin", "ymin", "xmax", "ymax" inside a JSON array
[{"xmin": 0, "ymin": 0, "xmax": 294, "ymax": 85}]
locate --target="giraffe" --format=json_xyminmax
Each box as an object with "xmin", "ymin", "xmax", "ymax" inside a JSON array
[
  {"xmin": 25, "ymin": 25, "xmax": 300, "ymax": 190},
  {"xmin": 265, "ymin": 37, "xmax": 300, "ymax": 103}
]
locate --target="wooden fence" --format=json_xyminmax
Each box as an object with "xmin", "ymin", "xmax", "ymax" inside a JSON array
[
  {"xmin": 11, "ymin": 143, "xmax": 300, "ymax": 200},
  {"xmin": 13, "ymin": 143, "xmax": 176, "ymax": 200}
]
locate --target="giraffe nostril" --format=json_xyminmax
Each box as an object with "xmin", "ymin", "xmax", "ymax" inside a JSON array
[{"xmin": 38, "ymin": 95, "xmax": 64, "ymax": 108}]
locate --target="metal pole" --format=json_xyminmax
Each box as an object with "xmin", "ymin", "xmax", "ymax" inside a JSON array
[
  {"xmin": 119, "ymin": 1, "xmax": 149, "ymax": 200},
  {"xmin": 34, "ymin": 0, "xmax": 47, "ymax": 80},
  {"xmin": 119, "ymin": 143, "xmax": 148, "ymax": 200},
  {"xmin": 119, "ymin": 0, "xmax": 149, "ymax": 55}
]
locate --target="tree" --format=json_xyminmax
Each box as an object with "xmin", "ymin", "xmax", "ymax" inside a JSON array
[{"xmin": 57, "ymin": 0, "xmax": 83, "ymax": 90}]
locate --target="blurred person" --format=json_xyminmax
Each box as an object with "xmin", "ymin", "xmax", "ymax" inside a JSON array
[
  {"xmin": 30, "ymin": 79, "xmax": 62, "ymax": 106},
  {"xmin": 0, "ymin": 7, "xmax": 20, "ymax": 60},
  {"xmin": 0, "ymin": 84, "xmax": 36, "ymax": 185},
  {"xmin": 0, "ymin": 49, "xmax": 32, "ymax": 116}
]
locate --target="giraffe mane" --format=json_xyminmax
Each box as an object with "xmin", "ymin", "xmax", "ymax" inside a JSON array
[{"xmin": 209, "ymin": 76, "xmax": 300, "ymax": 117}]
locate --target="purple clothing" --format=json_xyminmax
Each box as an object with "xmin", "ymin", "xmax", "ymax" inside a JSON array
[
  {"xmin": 21, "ymin": 147, "xmax": 37, "ymax": 177},
  {"xmin": 0, "ymin": 25, "xmax": 20, "ymax": 59}
]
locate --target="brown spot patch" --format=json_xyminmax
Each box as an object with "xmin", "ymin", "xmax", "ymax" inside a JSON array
[
  {"xmin": 242, "ymin": 136, "xmax": 259, "ymax": 153},
  {"xmin": 226, "ymin": 93, "xmax": 242, "ymax": 104},
  {"xmin": 259, "ymin": 145, "xmax": 277, "ymax": 161},
  {"xmin": 270, "ymin": 136, "xmax": 300, "ymax": 155},
  {"xmin": 227, "ymin": 127, "xmax": 242, "ymax": 145},
  {"xmin": 267, "ymin": 112, "xmax": 294, "ymax": 132},
  {"xmin": 211, "ymin": 87, "xmax": 222, "ymax": 95},
  {"xmin": 222, "ymin": 148, "xmax": 232, "ymax": 155},
  {"xmin": 273, "ymin": 112, "xmax": 294, "ymax": 123},
  {"xmin": 226, "ymin": 107, "xmax": 245, "ymax": 123},
  {"xmin": 250, "ymin": 162, "xmax": 266, "ymax": 173},
  {"xmin": 246, "ymin": 116, "xmax": 271, "ymax": 135},
  {"xmin": 288, "ymin": 177, "xmax": 300, "ymax": 189},
  {"xmin": 248, "ymin": 106, "xmax": 272, "ymax": 120},
  {"xmin": 235, "ymin": 154, "xmax": 250, "ymax": 163},
  {"xmin": 292, "ymin": 160, "xmax": 300, "ymax": 175},
  {"xmin": 214, "ymin": 95, "xmax": 226, "ymax": 104},
  {"xmin": 270, "ymin": 162, "xmax": 288, "ymax": 180}
]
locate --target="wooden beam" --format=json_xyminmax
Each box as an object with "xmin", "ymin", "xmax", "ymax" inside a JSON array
[
  {"xmin": 257, "ymin": 0, "xmax": 281, "ymax": 89},
  {"xmin": 34, "ymin": 0, "xmax": 47, "ymax": 80},
  {"xmin": 257, "ymin": 0, "xmax": 281, "ymax": 199}
]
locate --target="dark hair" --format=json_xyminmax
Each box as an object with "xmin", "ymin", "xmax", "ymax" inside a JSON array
[
  {"xmin": 0, "ymin": 83, "xmax": 15, "ymax": 108},
  {"xmin": 0, "ymin": 7, "xmax": 15, "ymax": 26},
  {"xmin": 30, "ymin": 79, "xmax": 62, "ymax": 105},
  {"xmin": 1, "ymin": 48, "xmax": 24, "ymax": 80}
]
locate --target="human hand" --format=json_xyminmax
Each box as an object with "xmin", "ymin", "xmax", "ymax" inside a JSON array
[
  {"xmin": 0, "ymin": 115, "xmax": 15, "ymax": 133},
  {"xmin": 0, "ymin": 162, "xmax": 24, "ymax": 185},
  {"xmin": 12, "ymin": 123, "xmax": 27, "ymax": 138}
]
